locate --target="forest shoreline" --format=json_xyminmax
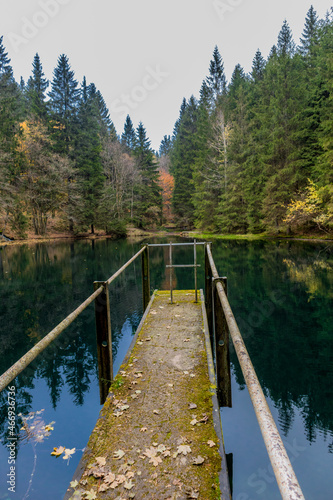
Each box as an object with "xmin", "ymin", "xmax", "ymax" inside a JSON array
[{"xmin": 1, "ymin": 226, "xmax": 332, "ymax": 248}]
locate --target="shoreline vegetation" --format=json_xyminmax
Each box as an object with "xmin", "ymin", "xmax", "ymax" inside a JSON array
[{"xmin": 1, "ymin": 226, "xmax": 332, "ymax": 248}]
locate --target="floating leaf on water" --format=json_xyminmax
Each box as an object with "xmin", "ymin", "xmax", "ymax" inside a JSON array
[
  {"xmin": 51, "ymin": 446, "xmax": 65, "ymax": 457},
  {"xmin": 63, "ymin": 448, "xmax": 76, "ymax": 460}
]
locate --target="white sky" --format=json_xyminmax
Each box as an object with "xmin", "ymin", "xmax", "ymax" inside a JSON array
[{"xmin": 0, "ymin": 0, "xmax": 332, "ymax": 150}]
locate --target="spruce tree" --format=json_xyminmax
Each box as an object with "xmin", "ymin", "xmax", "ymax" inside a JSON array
[
  {"xmin": 121, "ymin": 115, "xmax": 136, "ymax": 151},
  {"xmin": 300, "ymin": 6, "xmax": 319, "ymax": 56},
  {"xmin": 26, "ymin": 53, "xmax": 49, "ymax": 120},
  {"xmin": 251, "ymin": 49, "xmax": 266, "ymax": 82},
  {"xmin": 206, "ymin": 45, "xmax": 227, "ymax": 108},
  {"xmin": 159, "ymin": 135, "xmax": 172, "ymax": 156},
  {"xmin": 74, "ymin": 77, "xmax": 104, "ymax": 233},
  {"xmin": 48, "ymin": 54, "xmax": 79, "ymax": 155},
  {"xmin": 0, "ymin": 37, "xmax": 26, "ymax": 235},
  {"xmin": 133, "ymin": 122, "xmax": 161, "ymax": 227}
]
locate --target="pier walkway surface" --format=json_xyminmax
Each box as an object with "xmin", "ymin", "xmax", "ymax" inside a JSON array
[{"xmin": 65, "ymin": 290, "xmax": 230, "ymax": 500}]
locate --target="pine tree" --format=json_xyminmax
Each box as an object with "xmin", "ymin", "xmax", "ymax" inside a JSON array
[
  {"xmin": 48, "ymin": 54, "xmax": 79, "ymax": 155},
  {"xmin": 121, "ymin": 115, "xmax": 136, "ymax": 151},
  {"xmin": 26, "ymin": 53, "xmax": 49, "ymax": 120}
]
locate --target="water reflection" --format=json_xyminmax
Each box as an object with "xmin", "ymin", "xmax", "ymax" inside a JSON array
[{"xmin": 0, "ymin": 237, "xmax": 332, "ymax": 499}]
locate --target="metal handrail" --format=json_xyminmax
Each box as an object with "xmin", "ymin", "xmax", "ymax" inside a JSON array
[
  {"xmin": 206, "ymin": 243, "xmax": 305, "ymax": 500},
  {"xmin": 0, "ymin": 246, "xmax": 147, "ymax": 393}
]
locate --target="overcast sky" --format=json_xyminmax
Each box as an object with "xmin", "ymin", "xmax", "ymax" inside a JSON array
[{"xmin": 0, "ymin": 0, "xmax": 332, "ymax": 150}]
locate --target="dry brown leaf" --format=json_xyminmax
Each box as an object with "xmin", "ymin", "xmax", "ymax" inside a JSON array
[
  {"xmin": 207, "ymin": 440, "xmax": 216, "ymax": 447},
  {"xmin": 176, "ymin": 444, "xmax": 192, "ymax": 456},
  {"xmin": 143, "ymin": 447, "xmax": 163, "ymax": 467},
  {"xmin": 124, "ymin": 479, "xmax": 135, "ymax": 490},
  {"xmin": 193, "ymin": 455, "xmax": 205, "ymax": 465},
  {"xmin": 113, "ymin": 449, "xmax": 125, "ymax": 460},
  {"xmin": 96, "ymin": 456, "xmax": 106, "ymax": 466},
  {"xmin": 104, "ymin": 472, "xmax": 116, "ymax": 485}
]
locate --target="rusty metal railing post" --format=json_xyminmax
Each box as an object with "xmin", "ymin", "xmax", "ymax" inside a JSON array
[
  {"xmin": 213, "ymin": 276, "xmax": 232, "ymax": 408},
  {"xmin": 141, "ymin": 245, "xmax": 150, "ymax": 311},
  {"xmin": 94, "ymin": 281, "xmax": 113, "ymax": 405},
  {"xmin": 169, "ymin": 242, "xmax": 173, "ymax": 304},
  {"xmin": 194, "ymin": 239, "xmax": 198, "ymax": 302},
  {"xmin": 205, "ymin": 243, "xmax": 213, "ymax": 347}
]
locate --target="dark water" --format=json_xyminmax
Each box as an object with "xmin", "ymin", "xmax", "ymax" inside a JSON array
[{"xmin": 0, "ymin": 237, "xmax": 332, "ymax": 499}]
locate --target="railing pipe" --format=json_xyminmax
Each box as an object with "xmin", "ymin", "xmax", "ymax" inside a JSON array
[
  {"xmin": 206, "ymin": 243, "xmax": 304, "ymax": 500},
  {"xmin": 0, "ymin": 246, "xmax": 147, "ymax": 393}
]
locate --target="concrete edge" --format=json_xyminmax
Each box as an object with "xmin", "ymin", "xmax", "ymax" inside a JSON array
[
  {"xmin": 200, "ymin": 289, "xmax": 232, "ymax": 500},
  {"xmin": 63, "ymin": 290, "xmax": 158, "ymax": 500}
]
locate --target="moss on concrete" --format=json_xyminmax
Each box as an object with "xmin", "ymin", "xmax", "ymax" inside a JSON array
[{"xmin": 65, "ymin": 291, "xmax": 224, "ymax": 499}]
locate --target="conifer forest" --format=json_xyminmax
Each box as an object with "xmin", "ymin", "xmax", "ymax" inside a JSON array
[{"xmin": 0, "ymin": 6, "xmax": 332, "ymax": 238}]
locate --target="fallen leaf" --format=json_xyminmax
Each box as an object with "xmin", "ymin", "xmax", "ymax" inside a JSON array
[
  {"xmin": 163, "ymin": 450, "xmax": 171, "ymax": 457},
  {"xmin": 140, "ymin": 427, "xmax": 147, "ymax": 432},
  {"xmin": 183, "ymin": 371, "xmax": 189, "ymax": 374},
  {"xmin": 207, "ymin": 440, "xmax": 216, "ymax": 447},
  {"xmin": 199, "ymin": 414, "xmax": 209, "ymax": 423},
  {"xmin": 176, "ymin": 444, "xmax": 192, "ymax": 456},
  {"xmin": 153, "ymin": 409, "xmax": 160, "ymax": 415},
  {"xmin": 143, "ymin": 447, "xmax": 163, "ymax": 466},
  {"xmin": 124, "ymin": 479, "xmax": 135, "ymax": 490},
  {"xmin": 83, "ymin": 489, "xmax": 97, "ymax": 499},
  {"xmin": 137, "ymin": 341, "xmax": 143, "ymax": 345},
  {"xmin": 70, "ymin": 480, "xmax": 79, "ymax": 489},
  {"xmin": 159, "ymin": 306, "xmax": 164, "ymax": 309},
  {"xmin": 145, "ymin": 337, "xmax": 152, "ymax": 341},
  {"xmin": 126, "ymin": 471, "xmax": 135, "ymax": 479},
  {"xmin": 120, "ymin": 405, "xmax": 129, "ymax": 411},
  {"xmin": 114, "ymin": 450, "xmax": 125, "ymax": 460},
  {"xmin": 104, "ymin": 472, "xmax": 116, "ymax": 484},
  {"xmin": 190, "ymin": 374, "xmax": 195, "ymax": 378},
  {"xmin": 44, "ymin": 423, "xmax": 54, "ymax": 432},
  {"xmin": 113, "ymin": 411, "xmax": 124, "ymax": 417},
  {"xmin": 135, "ymin": 390, "xmax": 141, "ymax": 394},
  {"xmin": 193, "ymin": 456, "xmax": 205, "ymax": 465},
  {"xmin": 190, "ymin": 419, "xmax": 198, "ymax": 426},
  {"xmin": 131, "ymin": 394, "xmax": 138, "ymax": 399},
  {"xmin": 96, "ymin": 456, "xmax": 106, "ymax": 466},
  {"xmin": 167, "ymin": 383, "xmax": 173, "ymax": 387},
  {"xmin": 189, "ymin": 403, "xmax": 197, "ymax": 409},
  {"xmin": 99, "ymin": 483, "xmax": 109, "ymax": 492},
  {"xmin": 150, "ymin": 311, "xmax": 157, "ymax": 315},
  {"xmin": 183, "ymin": 338, "xmax": 190, "ymax": 342},
  {"xmin": 51, "ymin": 446, "xmax": 65, "ymax": 457},
  {"xmin": 116, "ymin": 474, "xmax": 127, "ymax": 484},
  {"xmin": 156, "ymin": 444, "xmax": 166, "ymax": 453}
]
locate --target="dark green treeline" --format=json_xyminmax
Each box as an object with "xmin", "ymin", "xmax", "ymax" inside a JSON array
[
  {"xmin": 169, "ymin": 7, "xmax": 333, "ymax": 234},
  {"xmin": 0, "ymin": 46, "xmax": 162, "ymax": 237}
]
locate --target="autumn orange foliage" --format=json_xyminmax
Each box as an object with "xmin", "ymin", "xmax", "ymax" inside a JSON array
[{"xmin": 159, "ymin": 169, "xmax": 174, "ymax": 222}]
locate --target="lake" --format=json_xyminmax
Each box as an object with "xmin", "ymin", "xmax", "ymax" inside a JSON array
[{"xmin": 0, "ymin": 236, "xmax": 332, "ymax": 499}]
